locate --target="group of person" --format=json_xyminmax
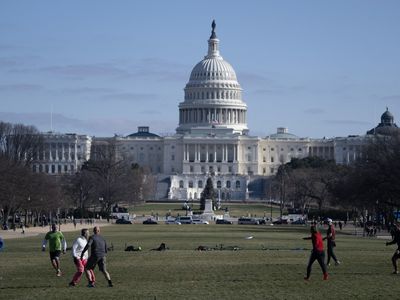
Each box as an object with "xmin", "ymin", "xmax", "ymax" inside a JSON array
[
  {"xmin": 41, "ymin": 218, "xmax": 400, "ymax": 285},
  {"xmin": 42, "ymin": 224, "xmax": 113, "ymax": 287},
  {"xmin": 303, "ymin": 218, "xmax": 341, "ymax": 281}
]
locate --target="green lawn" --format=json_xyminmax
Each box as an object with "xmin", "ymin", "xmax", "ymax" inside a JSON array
[{"xmin": 0, "ymin": 225, "xmax": 398, "ymax": 299}]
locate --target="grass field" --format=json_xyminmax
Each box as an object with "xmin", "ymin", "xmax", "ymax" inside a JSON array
[{"xmin": 0, "ymin": 224, "xmax": 399, "ymax": 299}]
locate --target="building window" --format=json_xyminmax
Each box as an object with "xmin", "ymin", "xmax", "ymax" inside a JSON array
[
  {"xmin": 235, "ymin": 180, "xmax": 241, "ymax": 189},
  {"xmin": 201, "ymin": 166, "xmax": 205, "ymax": 173},
  {"xmin": 263, "ymin": 157, "xmax": 266, "ymax": 162},
  {"xmin": 198, "ymin": 180, "xmax": 203, "ymax": 188},
  {"xmin": 171, "ymin": 154, "xmax": 175, "ymax": 161},
  {"xmin": 217, "ymin": 166, "xmax": 221, "ymax": 172},
  {"xmin": 171, "ymin": 167, "xmax": 175, "ymax": 173},
  {"xmin": 228, "ymin": 166, "xmax": 232, "ymax": 173},
  {"xmin": 217, "ymin": 181, "xmax": 221, "ymax": 188},
  {"xmin": 189, "ymin": 181, "xmax": 193, "ymax": 188},
  {"xmin": 263, "ymin": 148, "xmax": 266, "ymax": 151},
  {"xmin": 271, "ymin": 157, "xmax": 274, "ymax": 163},
  {"xmin": 179, "ymin": 180, "xmax": 184, "ymax": 188},
  {"xmin": 298, "ymin": 148, "xmax": 302, "ymax": 152},
  {"xmin": 270, "ymin": 168, "xmax": 275, "ymax": 174},
  {"xmin": 226, "ymin": 181, "xmax": 231, "ymax": 188},
  {"xmin": 271, "ymin": 148, "xmax": 274, "ymax": 151},
  {"xmin": 247, "ymin": 154, "xmax": 252, "ymax": 162},
  {"xmin": 190, "ymin": 166, "xmax": 194, "ymax": 173},
  {"xmin": 58, "ymin": 165, "xmax": 62, "ymax": 173},
  {"xmin": 263, "ymin": 168, "xmax": 266, "ymax": 174},
  {"xmin": 45, "ymin": 165, "xmax": 49, "ymax": 173},
  {"xmin": 70, "ymin": 165, "xmax": 74, "ymax": 172}
]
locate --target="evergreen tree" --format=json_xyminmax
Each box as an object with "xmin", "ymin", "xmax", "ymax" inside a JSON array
[{"xmin": 200, "ymin": 177, "xmax": 215, "ymax": 210}]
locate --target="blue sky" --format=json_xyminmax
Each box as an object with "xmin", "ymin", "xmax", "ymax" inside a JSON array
[{"xmin": 1, "ymin": 0, "xmax": 399, "ymax": 138}]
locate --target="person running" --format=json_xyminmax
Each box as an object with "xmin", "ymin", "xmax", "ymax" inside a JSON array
[
  {"xmin": 69, "ymin": 228, "xmax": 95, "ymax": 287},
  {"xmin": 325, "ymin": 218, "xmax": 341, "ymax": 266},
  {"xmin": 386, "ymin": 223, "xmax": 400, "ymax": 274},
  {"xmin": 303, "ymin": 225, "xmax": 329, "ymax": 281},
  {"xmin": 81, "ymin": 226, "xmax": 113, "ymax": 287},
  {"xmin": 42, "ymin": 223, "xmax": 67, "ymax": 277}
]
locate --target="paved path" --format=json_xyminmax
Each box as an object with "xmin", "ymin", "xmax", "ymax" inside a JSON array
[{"xmin": 0, "ymin": 221, "xmax": 112, "ymax": 240}]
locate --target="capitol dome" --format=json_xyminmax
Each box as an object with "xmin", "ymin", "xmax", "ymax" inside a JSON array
[{"xmin": 176, "ymin": 21, "xmax": 248, "ymax": 134}]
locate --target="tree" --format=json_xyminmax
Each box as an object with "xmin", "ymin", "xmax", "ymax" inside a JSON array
[{"xmin": 200, "ymin": 177, "xmax": 215, "ymax": 210}]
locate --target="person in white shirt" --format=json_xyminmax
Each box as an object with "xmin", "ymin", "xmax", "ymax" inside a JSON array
[{"xmin": 69, "ymin": 228, "xmax": 95, "ymax": 286}]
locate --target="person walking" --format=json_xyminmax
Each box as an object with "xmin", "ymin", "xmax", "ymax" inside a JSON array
[
  {"xmin": 42, "ymin": 223, "xmax": 67, "ymax": 277},
  {"xmin": 325, "ymin": 218, "xmax": 341, "ymax": 266},
  {"xmin": 81, "ymin": 226, "xmax": 113, "ymax": 287},
  {"xmin": 69, "ymin": 228, "xmax": 95, "ymax": 287},
  {"xmin": 386, "ymin": 223, "xmax": 400, "ymax": 274},
  {"xmin": 303, "ymin": 225, "xmax": 329, "ymax": 281}
]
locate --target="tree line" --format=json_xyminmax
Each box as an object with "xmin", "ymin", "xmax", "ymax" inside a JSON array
[{"xmin": 272, "ymin": 134, "xmax": 400, "ymax": 224}]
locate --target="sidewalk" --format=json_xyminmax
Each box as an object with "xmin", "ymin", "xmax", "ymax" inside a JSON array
[{"xmin": 0, "ymin": 220, "xmax": 112, "ymax": 240}]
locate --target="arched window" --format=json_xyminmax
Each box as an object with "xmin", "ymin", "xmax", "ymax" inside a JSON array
[
  {"xmin": 226, "ymin": 180, "xmax": 231, "ymax": 188},
  {"xmin": 236, "ymin": 180, "xmax": 241, "ymax": 189},
  {"xmin": 217, "ymin": 181, "xmax": 222, "ymax": 188},
  {"xmin": 179, "ymin": 180, "xmax": 184, "ymax": 188},
  {"xmin": 198, "ymin": 180, "xmax": 203, "ymax": 188}
]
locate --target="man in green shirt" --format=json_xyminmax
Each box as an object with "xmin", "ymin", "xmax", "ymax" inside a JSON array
[{"xmin": 42, "ymin": 224, "xmax": 67, "ymax": 277}]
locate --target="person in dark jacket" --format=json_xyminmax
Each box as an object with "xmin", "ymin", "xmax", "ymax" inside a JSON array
[
  {"xmin": 386, "ymin": 223, "xmax": 400, "ymax": 274},
  {"xmin": 303, "ymin": 225, "xmax": 329, "ymax": 281},
  {"xmin": 81, "ymin": 226, "xmax": 113, "ymax": 287}
]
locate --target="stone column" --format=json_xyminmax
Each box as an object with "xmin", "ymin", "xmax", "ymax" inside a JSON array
[
  {"xmin": 206, "ymin": 144, "xmax": 209, "ymax": 162},
  {"xmin": 214, "ymin": 144, "xmax": 217, "ymax": 162}
]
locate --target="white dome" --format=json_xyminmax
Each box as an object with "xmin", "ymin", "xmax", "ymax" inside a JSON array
[
  {"xmin": 176, "ymin": 21, "xmax": 248, "ymax": 135},
  {"xmin": 189, "ymin": 58, "xmax": 238, "ymax": 82}
]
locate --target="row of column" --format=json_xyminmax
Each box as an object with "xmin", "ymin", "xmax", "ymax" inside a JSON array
[
  {"xmin": 183, "ymin": 144, "xmax": 238, "ymax": 162},
  {"xmin": 179, "ymin": 108, "xmax": 246, "ymax": 125},
  {"xmin": 37, "ymin": 143, "xmax": 77, "ymax": 161}
]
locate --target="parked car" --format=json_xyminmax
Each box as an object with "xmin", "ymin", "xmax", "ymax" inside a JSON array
[
  {"xmin": 216, "ymin": 219, "xmax": 233, "ymax": 225},
  {"xmin": 256, "ymin": 218, "xmax": 267, "ymax": 225},
  {"xmin": 272, "ymin": 218, "xmax": 288, "ymax": 225},
  {"xmin": 238, "ymin": 217, "xmax": 259, "ymax": 225},
  {"xmin": 143, "ymin": 218, "xmax": 158, "ymax": 225},
  {"xmin": 176, "ymin": 216, "xmax": 193, "ymax": 224},
  {"xmin": 165, "ymin": 219, "xmax": 181, "ymax": 225},
  {"xmin": 192, "ymin": 219, "xmax": 209, "ymax": 224},
  {"xmin": 115, "ymin": 218, "xmax": 132, "ymax": 224},
  {"xmin": 291, "ymin": 219, "xmax": 306, "ymax": 225}
]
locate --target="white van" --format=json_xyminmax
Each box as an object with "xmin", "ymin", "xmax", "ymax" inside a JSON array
[{"xmin": 176, "ymin": 216, "xmax": 193, "ymax": 224}]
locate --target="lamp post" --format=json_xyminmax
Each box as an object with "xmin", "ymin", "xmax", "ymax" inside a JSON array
[{"xmin": 98, "ymin": 197, "xmax": 104, "ymax": 219}]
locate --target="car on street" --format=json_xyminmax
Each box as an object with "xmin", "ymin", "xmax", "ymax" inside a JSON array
[
  {"xmin": 291, "ymin": 219, "xmax": 306, "ymax": 225},
  {"xmin": 115, "ymin": 218, "xmax": 133, "ymax": 224},
  {"xmin": 272, "ymin": 218, "xmax": 288, "ymax": 225},
  {"xmin": 192, "ymin": 219, "xmax": 209, "ymax": 224},
  {"xmin": 165, "ymin": 219, "xmax": 182, "ymax": 225},
  {"xmin": 142, "ymin": 218, "xmax": 158, "ymax": 225},
  {"xmin": 176, "ymin": 216, "xmax": 193, "ymax": 224},
  {"xmin": 216, "ymin": 219, "xmax": 233, "ymax": 225},
  {"xmin": 238, "ymin": 217, "xmax": 259, "ymax": 225}
]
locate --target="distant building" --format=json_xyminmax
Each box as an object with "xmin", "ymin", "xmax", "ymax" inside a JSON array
[{"xmin": 32, "ymin": 22, "xmax": 398, "ymax": 201}]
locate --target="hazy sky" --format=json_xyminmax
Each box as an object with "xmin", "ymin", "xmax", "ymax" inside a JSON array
[{"xmin": 1, "ymin": 0, "xmax": 399, "ymax": 138}]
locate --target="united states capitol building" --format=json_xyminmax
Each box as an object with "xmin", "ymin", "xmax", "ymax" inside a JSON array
[{"xmin": 33, "ymin": 22, "xmax": 399, "ymax": 201}]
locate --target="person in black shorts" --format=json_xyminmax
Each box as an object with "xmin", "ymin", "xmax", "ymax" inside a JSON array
[
  {"xmin": 386, "ymin": 223, "xmax": 400, "ymax": 274},
  {"xmin": 81, "ymin": 226, "xmax": 113, "ymax": 287}
]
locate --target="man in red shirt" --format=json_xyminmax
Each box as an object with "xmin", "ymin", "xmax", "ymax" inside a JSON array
[{"xmin": 303, "ymin": 225, "xmax": 329, "ymax": 280}]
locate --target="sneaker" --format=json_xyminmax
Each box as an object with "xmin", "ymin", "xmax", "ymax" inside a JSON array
[
  {"xmin": 304, "ymin": 276, "xmax": 310, "ymax": 281},
  {"xmin": 323, "ymin": 273, "xmax": 329, "ymax": 280},
  {"xmin": 335, "ymin": 260, "xmax": 341, "ymax": 266},
  {"xmin": 87, "ymin": 282, "xmax": 95, "ymax": 288},
  {"xmin": 108, "ymin": 283, "xmax": 113, "ymax": 287},
  {"xmin": 56, "ymin": 270, "xmax": 62, "ymax": 277},
  {"xmin": 69, "ymin": 282, "xmax": 76, "ymax": 287},
  {"xmin": 392, "ymin": 271, "xmax": 398, "ymax": 275}
]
